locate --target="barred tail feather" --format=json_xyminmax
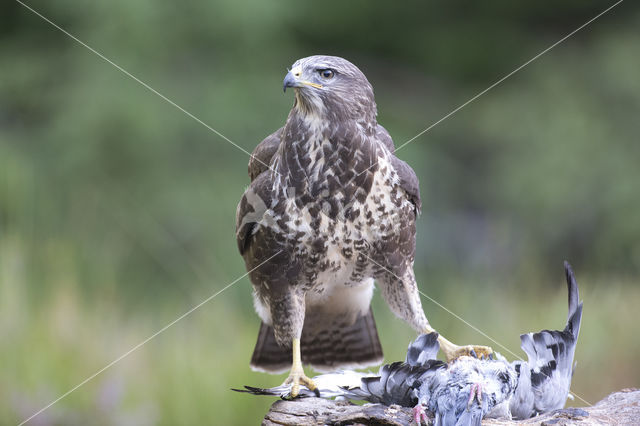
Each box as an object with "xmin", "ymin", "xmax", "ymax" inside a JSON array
[
  {"xmin": 301, "ymin": 308, "xmax": 384, "ymax": 372},
  {"xmin": 250, "ymin": 322, "xmax": 290, "ymax": 373},
  {"xmin": 250, "ymin": 308, "xmax": 384, "ymax": 373}
]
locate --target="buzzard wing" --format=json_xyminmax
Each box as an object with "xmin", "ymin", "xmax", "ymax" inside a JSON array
[
  {"xmin": 248, "ymin": 127, "xmax": 283, "ymax": 181},
  {"xmin": 377, "ymin": 125, "xmax": 421, "ymax": 215},
  {"xmin": 391, "ymin": 156, "xmax": 422, "ymax": 215},
  {"xmin": 235, "ymin": 171, "xmax": 273, "ymax": 255},
  {"xmin": 376, "ymin": 124, "xmax": 396, "ymax": 154}
]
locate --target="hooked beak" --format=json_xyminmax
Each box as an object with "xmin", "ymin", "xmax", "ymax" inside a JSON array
[
  {"xmin": 283, "ymin": 71, "xmax": 301, "ymax": 92},
  {"xmin": 283, "ymin": 66, "xmax": 323, "ymax": 92}
]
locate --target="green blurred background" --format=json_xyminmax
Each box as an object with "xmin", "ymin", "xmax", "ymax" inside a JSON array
[{"xmin": 2, "ymin": 0, "xmax": 639, "ymax": 424}]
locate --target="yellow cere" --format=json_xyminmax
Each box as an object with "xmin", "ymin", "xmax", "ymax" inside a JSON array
[{"xmin": 302, "ymin": 81, "xmax": 323, "ymax": 89}]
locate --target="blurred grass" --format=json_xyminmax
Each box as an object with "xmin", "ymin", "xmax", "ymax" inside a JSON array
[
  {"xmin": 2, "ymin": 0, "xmax": 640, "ymax": 424},
  {"xmin": 2, "ymin": 235, "xmax": 638, "ymax": 424}
]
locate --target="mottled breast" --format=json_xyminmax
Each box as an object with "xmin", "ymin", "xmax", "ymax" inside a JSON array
[{"xmin": 278, "ymin": 147, "xmax": 410, "ymax": 293}]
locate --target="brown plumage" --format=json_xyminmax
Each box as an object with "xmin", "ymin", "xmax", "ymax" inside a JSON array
[{"xmin": 235, "ymin": 55, "xmax": 490, "ymax": 396}]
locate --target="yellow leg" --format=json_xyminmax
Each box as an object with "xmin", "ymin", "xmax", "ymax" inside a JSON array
[
  {"xmin": 423, "ymin": 325, "xmax": 494, "ymax": 362},
  {"xmin": 283, "ymin": 338, "xmax": 318, "ymax": 397}
]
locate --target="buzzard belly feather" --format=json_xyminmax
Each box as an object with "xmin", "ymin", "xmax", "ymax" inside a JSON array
[{"xmin": 281, "ymin": 152, "xmax": 403, "ymax": 327}]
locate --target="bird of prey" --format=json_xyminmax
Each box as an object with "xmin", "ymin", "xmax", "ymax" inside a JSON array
[
  {"xmin": 235, "ymin": 55, "xmax": 491, "ymax": 397},
  {"xmin": 235, "ymin": 262, "xmax": 584, "ymax": 426}
]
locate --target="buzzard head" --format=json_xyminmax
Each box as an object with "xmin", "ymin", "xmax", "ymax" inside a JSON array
[{"xmin": 283, "ymin": 55, "xmax": 377, "ymax": 126}]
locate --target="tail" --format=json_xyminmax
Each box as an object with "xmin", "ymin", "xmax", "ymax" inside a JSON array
[
  {"xmin": 250, "ymin": 308, "xmax": 384, "ymax": 373},
  {"xmin": 509, "ymin": 261, "xmax": 584, "ymax": 420},
  {"xmin": 250, "ymin": 320, "xmax": 291, "ymax": 373},
  {"xmin": 564, "ymin": 261, "xmax": 583, "ymax": 341}
]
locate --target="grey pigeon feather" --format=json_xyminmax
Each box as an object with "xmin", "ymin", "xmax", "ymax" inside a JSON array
[
  {"xmin": 235, "ymin": 262, "xmax": 584, "ymax": 426},
  {"xmin": 509, "ymin": 261, "xmax": 583, "ymax": 419},
  {"xmin": 406, "ymin": 332, "xmax": 440, "ymax": 367},
  {"xmin": 233, "ymin": 369, "xmax": 370, "ymax": 399}
]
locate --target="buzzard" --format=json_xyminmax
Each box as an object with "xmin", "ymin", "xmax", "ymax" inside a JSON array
[{"xmin": 236, "ymin": 55, "xmax": 491, "ymax": 396}]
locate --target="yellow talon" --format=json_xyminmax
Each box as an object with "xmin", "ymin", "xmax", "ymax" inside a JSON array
[
  {"xmin": 439, "ymin": 336, "xmax": 493, "ymax": 362},
  {"xmin": 423, "ymin": 326, "xmax": 494, "ymax": 362},
  {"xmin": 283, "ymin": 338, "xmax": 318, "ymax": 398}
]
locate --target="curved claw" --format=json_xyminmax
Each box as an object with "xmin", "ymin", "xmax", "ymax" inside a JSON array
[
  {"xmin": 435, "ymin": 335, "xmax": 494, "ymax": 362},
  {"xmin": 284, "ymin": 370, "xmax": 318, "ymax": 398},
  {"xmin": 445, "ymin": 344, "xmax": 494, "ymax": 362}
]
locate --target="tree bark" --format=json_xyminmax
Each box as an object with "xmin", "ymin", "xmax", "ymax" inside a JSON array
[{"xmin": 262, "ymin": 388, "xmax": 639, "ymax": 425}]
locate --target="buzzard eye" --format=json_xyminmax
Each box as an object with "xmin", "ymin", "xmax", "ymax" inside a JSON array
[{"xmin": 318, "ymin": 69, "xmax": 334, "ymax": 79}]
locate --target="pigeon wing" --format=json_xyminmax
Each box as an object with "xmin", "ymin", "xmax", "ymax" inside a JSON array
[
  {"xmin": 510, "ymin": 261, "xmax": 583, "ymax": 419},
  {"xmin": 406, "ymin": 332, "xmax": 440, "ymax": 367}
]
